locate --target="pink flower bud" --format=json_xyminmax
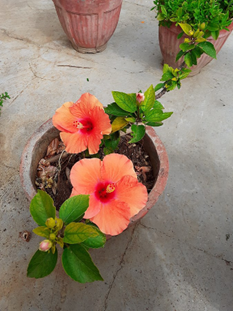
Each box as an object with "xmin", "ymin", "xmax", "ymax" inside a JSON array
[
  {"xmin": 39, "ymin": 240, "xmax": 52, "ymax": 252},
  {"xmin": 136, "ymin": 92, "xmax": 145, "ymax": 103}
]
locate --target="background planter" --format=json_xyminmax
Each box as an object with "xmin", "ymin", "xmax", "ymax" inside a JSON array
[
  {"xmin": 20, "ymin": 119, "xmax": 169, "ymax": 226},
  {"xmin": 159, "ymin": 21, "xmax": 233, "ymax": 76},
  {"xmin": 52, "ymin": 0, "xmax": 123, "ymax": 53}
]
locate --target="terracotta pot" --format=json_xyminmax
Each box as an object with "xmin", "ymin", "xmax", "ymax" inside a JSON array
[
  {"xmin": 20, "ymin": 119, "xmax": 169, "ymax": 226},
  {"xmin": 159, "ymin": 21, "xmax": 233, "ymax": 76},
  {"xmin": 52, "ymin": 0, "xmax": 123, "ymax": 53}
]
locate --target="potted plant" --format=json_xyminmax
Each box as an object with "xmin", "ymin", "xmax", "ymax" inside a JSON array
[
  {"xmin": 152, "ymin": 0, "xmax": 233, "ymax": 75},
  {"xmin": 20, "ymin": 63, "xmax": 193, "ymax": 282},
  {"xmin": 52, "ymin": 0, "xmax": 123, "ymax": 53}
]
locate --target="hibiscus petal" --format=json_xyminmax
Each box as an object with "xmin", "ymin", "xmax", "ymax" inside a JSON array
[
  {"xmin": 70, "ymin": 93, "xmax": 103, "ymax": 118},
  {"xmin": 60, "ymin": 132, "xmax": 88, "ymax": 154},
  {"xmin": 70, "ymin": 158, "xmax": 102, "ymax": 194},
  {"xmin": 70, "ymin": 189, "xmax": 102, "ymax": 219},
  {"xmin": 90, "ymin": 200, "xmax": 131, "ymax": 236},
  {"xmin": 101, "ymin": 154, "xmax": 137, "ymax": 183},
  {"xmin": 116, "ymin": 175, "xmax": 148, "ymax": 217},
  {"xmin": 84, "ymin": 195, "xmax": 102, "ymax": 219},
  {"xmin": 87, "ymin": 131, "xmax": 103, "ymax": 155},
  {"xmin": 90, "ymin": 107, "xmax": 112, "ymax": 135},
  {"xmin": 52, "ymin": 102, "xmax": 77, "ymax": 133}
]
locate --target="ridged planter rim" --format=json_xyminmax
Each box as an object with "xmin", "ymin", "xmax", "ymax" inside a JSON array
[{"xmin": 20, "ymin": 119, "xmax": 169, "ymax": 226}]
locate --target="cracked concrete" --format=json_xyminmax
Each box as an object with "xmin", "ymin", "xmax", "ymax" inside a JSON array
[{"xmin": 1, "ymin": 0, "xmax": 233, "ymax": 310}]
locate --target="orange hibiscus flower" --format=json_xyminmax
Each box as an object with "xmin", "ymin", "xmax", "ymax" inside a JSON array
[
  {"xmin": 70, "ymin": 154, "xmax": 148, "ymax": 236},
  {"xmin": 52, "ymin": 93, "xmax": 112, "ymax": 155}
]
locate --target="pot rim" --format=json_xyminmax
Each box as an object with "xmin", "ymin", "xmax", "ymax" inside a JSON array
[{"xmin": 20, "ymin": 119, "xmax": 169, "ymax": 225}]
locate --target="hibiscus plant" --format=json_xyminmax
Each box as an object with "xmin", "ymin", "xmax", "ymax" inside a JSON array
[
  {"xmin": 28, "ymin": 190, "xmax": 106, "ymax": 282},
  {"xmin": 27, "ymin": 63, "xmax": 193, "ymax": 283}
]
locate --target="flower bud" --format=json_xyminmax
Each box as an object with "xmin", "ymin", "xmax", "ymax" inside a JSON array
[
  {"xmin": 45, "ymin": 218, "xmax": 56, "ymax": 228},
  {"xmin": 184, "ymin": 38, "xmax": 190, "ymax": 43},
  {"xmin": 39, "ymin": 240, "xmax": 52, "ymax": 252},
  {"xmin": 136, "ymin": 93, "xmax": 145, "ymax": 104},
  {"xmin": 200, "ymin": 22, "xmax": 205, "ymax": 30},
  {"xmin": 188, "ymin": 30, "xmax": 194, "ymax": 36},
  {"xmin": 49, "ymin": 233, "xmax": 56, "ymax": 241}
]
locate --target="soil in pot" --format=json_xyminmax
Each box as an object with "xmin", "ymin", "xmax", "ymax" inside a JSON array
[{"xmin": 35, "ymin": 134, "xmax": 156, "ymax": 210}]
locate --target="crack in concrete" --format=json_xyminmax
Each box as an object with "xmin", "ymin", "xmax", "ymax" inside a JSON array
[
  {"xmin": 103, "ymin": 223, "xmax": 139, "ymax": 311},
  {"xmin": 29, "ymin": 62, "xmax": 55, "ymax": 81},
  {"xmin": 57, "ymin": 65, "xmax": 92, "ymax": 69},
  {"xmin": 1, "ymin": 28, "xmax": 36, "ymax": 46},
  {"xmin": 139, "ymin": 222, "xmax": 233, "ymax": 266},
  {"xmin": 9, "ymin": 80, "xmax": 34, "ymax": 106}
]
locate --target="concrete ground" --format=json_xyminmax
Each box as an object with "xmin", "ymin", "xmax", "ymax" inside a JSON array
[{"xmin": 1, "ymin": 0, "xmax": 233, "ymax": 310}]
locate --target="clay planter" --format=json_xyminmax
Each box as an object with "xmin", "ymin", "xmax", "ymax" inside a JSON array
[
  {"xmin": 52, "ymin": 0, "xmax": 123, "ymax": 53},
  {"xmin": 159, "ymin": 21, "xmax": 233, "ymax": 76},
  {"xmin": 20, "ymin": 119, "xmax": 169, "ymax": 227}
]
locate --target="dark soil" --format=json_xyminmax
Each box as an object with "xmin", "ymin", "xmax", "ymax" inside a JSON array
[{"xmin": 35, "ymin": 134, "xmax": 155, "ymax": 210}]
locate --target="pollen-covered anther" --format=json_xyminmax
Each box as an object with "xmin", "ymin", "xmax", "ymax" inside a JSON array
[
  {"xmin": 76, "ymin": 121, "xmax": 84, "ymax": 129},
  {"xmin": 106, "ymin": 183, "xmax": 115, "ymax": 193}
]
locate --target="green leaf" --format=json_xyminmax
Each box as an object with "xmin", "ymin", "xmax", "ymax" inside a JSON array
[
  {"xmin": 63, "ymin": 223, "xmax": 99, "ymax": 244},
  {"xmin": 192, "ymin": 46, "xmax": 204, "ymax": 59},
  {"xmin": 197, "ymin": 42, "xmax": 216, "ymax": 59},
  {"xmin": 161, "ymin": 5, "xmax": 167, "ymax": 16},
  {"xmin": 27, "ymin": 249, "xmax": 58, "ymax": 279},
  {"xmin": 166, "ymin": 81, "xmax": 177, "ymax": 91},
  {"xmin": 30, "ymin": 190, "xmax": 56, "ymax": 226},
  {"xmin": 163, "ymin": 64, "xmax": 170, "ymax": 74},
  {"xmin": 178, "ymin": 23, "xmax": 192, "ymax": 35},
  {"xmin": 111, "ymin": 117, "xmax": 129, "ymax": 133},
  {"xmin": 154, "ymin": 83, "xmax": 164, "ymax": 92},
  {"xmin": 125, "ymin": 117, "xmax": 136, "ymax": 123},
  {"xmin": 104, "ymin": 103, "xmax": 130, "ymax": 117},
  {"xmin": 160, "ymin": 71, "xmax": 174, "ymax": 81},
  {"xmin": 157, "ymin": 12, "xmax": 165, "ymax": 21},
  {"xmin": 112, "ymin": 91, "xmax": 137, "ymax": 113},
  {"xmin": 104, "ymin": 135, "xmax": 120, "ymax": 153},
  {"xmin": 145, "ymin": 121, "xmax": 163, "ymax": 127},
  {"xmin": 190, "ymin": 50, "xmax": 197, "ymax": 65},
  {"xmin": 207, "ymin": 22, "xmax": 219, "ymax": 32},
  {"xmin": 33, "ymin": 226, "xmax": 50, "ymax": 238},
  {"xmin": 62, "ymin": 244, "xmax": 103, "ymax": 283},
  {"xmin": 145, "ymin": 110, "xmax": 173, "ymax": 123},
  {"xmin": 59, "ymin": 195, "xmax": 90, "ymax": 225},
  {"xmin": 179, "ymin": 43, "xmax": 195, "ymax": 52},
  {"xmin": 153, "ymin": 100, "xmax": 164, "ymax": 110},
  {"xmin": 211, "ymin": 30, "xmax": 219, "ymax": 40},
  {"xmin": 142, "ymin": 85, "xmax": 155, "ymax": 114},
  {"xmin": 177, "ymin": 31, "xmax": 184, "ymax": 39},
  {"xmin": 184, "ymin": 53, "xmax": 193, "ymax": 67},
  {"xmin": 176, "ymin": 50, "xmax": 185, "ymax": 61},
  {"xmin": 81, "ymin": 227, "xmax": 106, "ymax": 249},
  {"xmin": 129, "ymin": 125, "xmax": 146, "ymax": 143}
]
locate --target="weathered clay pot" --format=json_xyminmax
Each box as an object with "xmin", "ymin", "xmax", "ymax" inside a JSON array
[
  {"xmin": 20, "ymin": 119, "xmax": 169, "ymax": 225},
  {"xmin": 52, "ymin": 0, "xmax": 123, "ymax": 53},
  {"xmin": 159, "ymin": 21, "xmax": 233, "ymax": 76}
]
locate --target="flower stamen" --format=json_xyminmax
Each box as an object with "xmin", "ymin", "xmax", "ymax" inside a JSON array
[{"xmin": 106, "ymin": 183, "xmax": 115, "ymax": 193}]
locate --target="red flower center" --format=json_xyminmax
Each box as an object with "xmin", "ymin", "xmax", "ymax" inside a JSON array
[
  {"xmin": 95, "ymin": 182, "xmax": 116, "ymax": 203},
  {"xmin": 73, "ymin": 118, "xmax": 93, "ymax": 134}
]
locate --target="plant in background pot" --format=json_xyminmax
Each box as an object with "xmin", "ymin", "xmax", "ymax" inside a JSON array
[
  {"xmin": 21, "ymin": 64, "xmax": 193, "ymax": 282},
  {"xmin": 0, "ymin": 92, "xmax": 10, "ymax": 115},
  {"xmin": 52, "ymin": 0, "xmax": 123, "ymax": 53},
  {"xmin": 152, "ymin": 0, "xmax": 233, "ymax": 75}
]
